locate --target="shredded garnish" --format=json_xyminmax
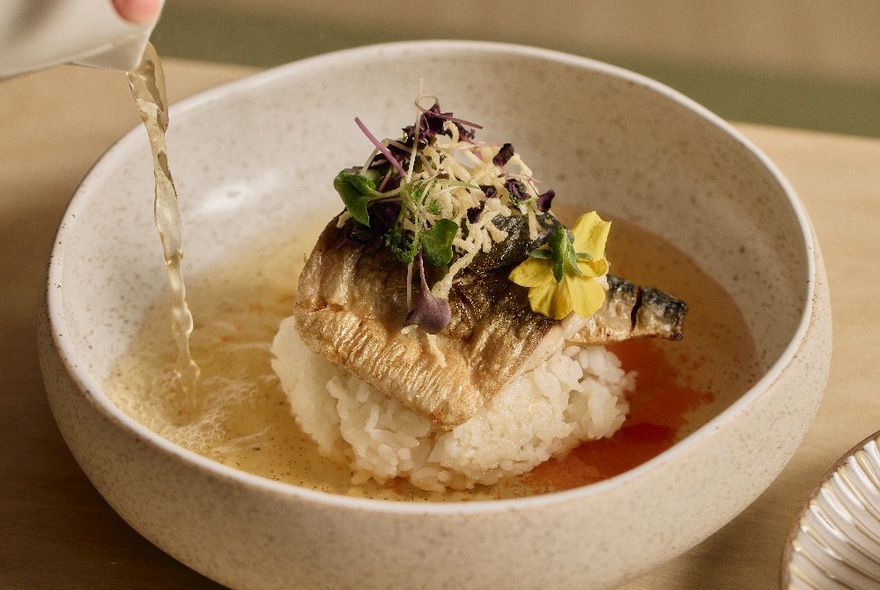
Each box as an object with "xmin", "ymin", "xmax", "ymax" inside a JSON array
[
  {"xmin": 332, "ymin": 95, "xmax": 611, "ymax": 331},
  {"xmin": 426, "ymin": 334, "xmax": 448, "ymax": 367}
]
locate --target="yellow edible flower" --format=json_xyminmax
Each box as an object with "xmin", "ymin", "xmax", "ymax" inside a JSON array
[{"xmin": 509, "ymin": 211, "xmax": 611, "ymax": 320}]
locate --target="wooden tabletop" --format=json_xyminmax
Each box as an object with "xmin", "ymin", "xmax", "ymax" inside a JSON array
[{"xmin": 2, "ymin": 58, "xmax": 878, "ymax": 590}]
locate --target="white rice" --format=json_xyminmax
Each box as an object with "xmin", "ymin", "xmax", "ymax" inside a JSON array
[{"xmin": 271, "ymin": 316, "xmax": 636, "ymax": 492}]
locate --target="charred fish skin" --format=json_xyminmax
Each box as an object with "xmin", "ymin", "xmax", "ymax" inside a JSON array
[
  {"xmin": 570, "ymin": 274, "xmax": 688, "ymax": 345},
  {"xmin": 468, "ymin": 213, "xmax": 561, "ymax": 274}
]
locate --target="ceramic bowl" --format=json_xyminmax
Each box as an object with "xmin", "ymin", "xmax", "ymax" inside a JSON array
[{"xmin": 38, "ymin": 41, "xmax": 832, "ymax": 590}]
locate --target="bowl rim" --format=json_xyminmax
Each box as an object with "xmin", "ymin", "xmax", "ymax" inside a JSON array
[{"xmin": 45, "ymin": 39, "xmax": 816, "ymax": 515}]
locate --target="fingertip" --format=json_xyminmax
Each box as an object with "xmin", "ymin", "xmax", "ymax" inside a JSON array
[{"xmin": 111, "ymin": 0, "xmax": 161, "ymax": 24}]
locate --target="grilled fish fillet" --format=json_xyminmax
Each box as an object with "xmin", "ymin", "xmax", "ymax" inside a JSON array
[{"xmin": 293, "ymin": 215, "xmax": 687, "ymax": 430}]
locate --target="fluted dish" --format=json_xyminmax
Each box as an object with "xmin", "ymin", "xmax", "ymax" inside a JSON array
[{"xmin": 783, "ymin": 431, "xmax": 880, "ymax": 589}]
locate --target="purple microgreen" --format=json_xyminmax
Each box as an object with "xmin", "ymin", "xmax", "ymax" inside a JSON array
[
  {"xmin": 370, "ymin": 201, "xmax": 402, "ymax": 234},
  {"xmin": 467, "ymin": 185, "xmax": 500, "ymax": 222},
  {"xmin": 406, "ymin": 253, "xmax": 451, "ymax": 334},
  {"xmin": 492, "ymin": 143, "xmax": 515, "ymax": 167},
  {"xmin": 505, "ymin": 179, "xmax": 531, "ymax": 206},
  {"xmin": 411, "ymin": 101, "xmax": 482, "ymax": 143},
  {"xmin": 536, "ymin": 189, "xmax": 556, "ymax": 212},
  {"xmin": 466, "ymin": 203, "xmax": 484, "ymax": 223},
  {"xmin": 444, "ymin": 113, "xmax": 482, "ymax": 131},
  {"xmin": 355, "ymin": 117, "xmax": 407, "ymax": 178},
  {"xmin": 418, "ymin": 102, "xmax": 447, "ymax": 138}
]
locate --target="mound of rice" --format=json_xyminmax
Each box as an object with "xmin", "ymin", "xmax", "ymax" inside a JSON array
[{"xmin": 271, "ymin": 316, "xmax": 636, "ymax": 492}]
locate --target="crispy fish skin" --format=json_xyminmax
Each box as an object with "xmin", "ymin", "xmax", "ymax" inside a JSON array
[
  {"xmin": 293, "ymin": 217, "xmax": 555, "ymax": 430},
  {"xmin": 294, "ymin": 215, "xmax": 687, "ymax": 430},
  {"xmin": 570, "ymin": 274, "xmax": 688, "ymax": 345}
]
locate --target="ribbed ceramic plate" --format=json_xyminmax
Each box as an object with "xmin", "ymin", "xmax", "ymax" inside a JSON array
[{"xmin": 782, "ymin": 431, "xmax": 880, "ymax": 589}]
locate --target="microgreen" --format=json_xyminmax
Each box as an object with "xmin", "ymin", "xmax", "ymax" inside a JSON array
[
  {"xmin": 333, "ymin": 98, "xmax": 574, "ymax": 332},
  {"xmin": 505, "ymin": 179, "xmax": 531, "ymax": 207},
  {"xmin": 421, "ymin": 218, "xmax": 457, "ymax": 266},
  {"xmin": 356, "ymin": 117, "xmax": 407, "ymax": 177},
  {"xmin": 406, "ymin": 252, "xmax": 452, "ymax": 334},
  {"xmin": 536, "ymin": 189, "xmax": 555, "ymax": 212},
  {"xmin": 385, "ymin": 223, "xmax": 419, "ymax": 264},
  {"xmin": 492, "ymin": 143, "xmax": 515, "ymax": 167},
  {"xmin": 358, "ymin": 176, "xmax": 457, "ymax": 269},
  {"xmin": 333, "ymin": 168, "xmax": 382, "ymax": 226}
]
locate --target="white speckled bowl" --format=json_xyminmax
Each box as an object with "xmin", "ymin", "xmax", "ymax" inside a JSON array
[{"xmin": 38, "ymin": 41, "xmax": 832, "ymax": 590}]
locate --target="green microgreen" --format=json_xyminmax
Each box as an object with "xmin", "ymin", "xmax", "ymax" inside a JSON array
[
  {"xmin": 333, "ymin": 168, "xmax": 383, "ymax": 226},
  {"xmin": 532, "ymin": 227, "xmax": 593, "ymax": 283},
  {"xmin": 421, "ymin": 218, "xmax": 458, "ymax": 266}
]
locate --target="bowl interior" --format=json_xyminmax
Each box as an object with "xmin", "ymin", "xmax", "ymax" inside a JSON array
[{"xmin": 52, "ymin": 41, "xmax": 811, "ymax": 491}]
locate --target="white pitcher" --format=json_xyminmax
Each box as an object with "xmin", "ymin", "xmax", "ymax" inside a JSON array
[{"xmin": 0, "ymin": 0, "xmax": 164, "ymax": 78}]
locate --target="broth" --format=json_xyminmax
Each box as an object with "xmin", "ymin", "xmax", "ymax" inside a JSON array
[{"xmin": 104, "ymin": 216, "xmax": 762, "ymax": 502}]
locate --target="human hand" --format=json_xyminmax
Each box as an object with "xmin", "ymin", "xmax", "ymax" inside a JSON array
[{"xmin": 111, "ymin": 0, "xmax": 162, "ymax": 24}]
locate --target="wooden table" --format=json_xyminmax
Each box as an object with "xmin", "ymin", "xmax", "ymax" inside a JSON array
[{"xmin": 2, "ymin": 58, "xmax": 877, "ymax": 589}]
